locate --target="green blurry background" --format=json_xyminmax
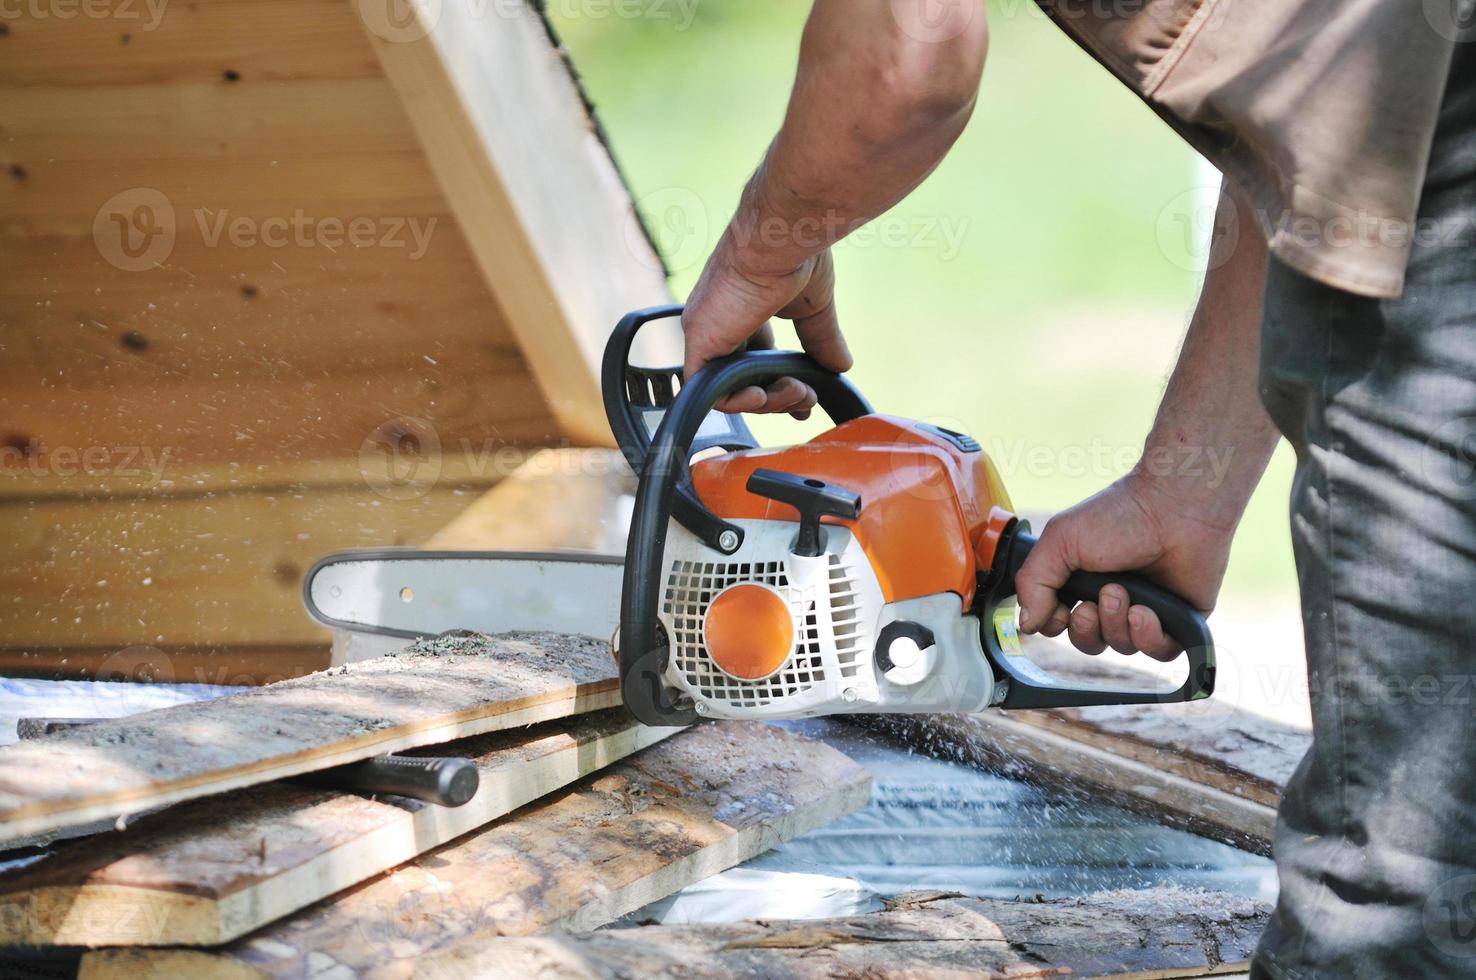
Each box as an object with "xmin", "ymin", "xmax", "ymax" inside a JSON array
[{"xmin": 550, "ymin": 0, "xmax": 1297, "ymax": 603}]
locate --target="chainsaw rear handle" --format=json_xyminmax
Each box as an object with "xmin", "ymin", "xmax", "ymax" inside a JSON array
[
  {"xmin": 982, "ymin": 521, "xmax": 1217, "ymax": 708},
  {"xmin": 610, "ymin": 309, "xmax": 873, "ymax": 726}
]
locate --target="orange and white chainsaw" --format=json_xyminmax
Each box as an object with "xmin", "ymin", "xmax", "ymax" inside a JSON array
[{"xmin": 306, "ymin": 305, "xmax": 1214, "ymax": 726}]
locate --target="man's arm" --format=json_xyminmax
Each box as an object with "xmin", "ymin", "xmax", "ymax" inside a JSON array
[
  {"xmin": 1015, "ymin": 186, "xmax": 1281, "ymax": 658},
  {"xmin": 683, "ymin": 0, "xmax": 988, "ymax": 414}
]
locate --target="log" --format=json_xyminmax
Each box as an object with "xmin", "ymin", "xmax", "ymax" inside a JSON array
[
  {"xmin": 0, "ymin": 709, "xmax": 676, "ymax": 947},
  {"xmin": 0, "ymin": 632, "xmax": 619, "ymax": 847},
  {"xmin": 868, "ymin": 637, "xmax": 1310, "ymax": 853},
  {"xmin": 80, "ymin": 722, "xmax": 873, "ymax": 979},
  {"xmin": 380, "ymin": 888, "xmax": 1270, "ymax": 979}
]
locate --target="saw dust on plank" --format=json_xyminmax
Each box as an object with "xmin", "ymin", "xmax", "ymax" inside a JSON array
[
  {"xmin": 0, "ymin": 632, "xmax": 620, "ymax": 847},
  {"xmin": 0, "ymin": 710, "xmax": 679, "ymax": 947},
  {"xmin": 82, "ymin": 722, "xmax": 872, "ymax": 980},
  {"xmin": 870, "ymin": 636, "xmax": 1310, "ymax": 853},
  {"xmin": 410, "ymin": 886, "xmax": 1269, "ymax": 979}
]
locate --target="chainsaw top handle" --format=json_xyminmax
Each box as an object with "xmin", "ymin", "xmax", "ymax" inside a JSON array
[{"xmin": 604, "ymin": 304, "xmax": 872, "ymax": 725}]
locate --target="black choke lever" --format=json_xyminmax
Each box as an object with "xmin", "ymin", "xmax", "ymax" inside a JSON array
[{"xmin": 746, "ymin": 469, "xmax": 862, "ymax": 557}]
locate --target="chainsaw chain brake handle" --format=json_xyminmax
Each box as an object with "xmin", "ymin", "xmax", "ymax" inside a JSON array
[
  {"xmin": 604, "ymin": 304, "xmax": 873, "ymax": 725},
  {"xmin": 980, "ymin": 516, "xmax": 1217, "ymax": 707}
]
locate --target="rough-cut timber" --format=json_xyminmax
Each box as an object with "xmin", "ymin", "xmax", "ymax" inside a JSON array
[
  {"xmin": 81, "ymin": 722, "xmax": 873, "ymax": 980},
  {"xmin": 870, "ymin": 639, "xmax": 1310, "ymax": 853},
  {"xmin": 369, "ymin": 888, "xmax": 1269, "ymax": 980},
  {"xmin": 0, "ymin": 632, "xmax": 619, "ymax": 847},
  {"xmin": 0, "ymin": 710, "xmax": 677, "ymax": 947}
]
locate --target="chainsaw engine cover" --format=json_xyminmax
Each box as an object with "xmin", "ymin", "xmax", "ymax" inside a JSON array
[
  {"xmin": 691, "ymin": 415, "xmax": 1013, "ymax": 610},
  {"xmin": 652, "ymin": 415, "xmax": 1016, "ymax": 720}
]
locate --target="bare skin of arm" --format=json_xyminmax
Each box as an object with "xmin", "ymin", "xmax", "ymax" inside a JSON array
[
  {"xmin": 1014, "ymin": 189, "xmax": 1282, "ymax": 658},
  {"xmin": 682, "ymin": 0, "xmax": 988, "ymax": 415},
  {"xmin": 683, "ymin": 0, "xmax": 1275, "ymax": 658}
]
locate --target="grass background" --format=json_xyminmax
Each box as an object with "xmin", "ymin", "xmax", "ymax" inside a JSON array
[{"xmin": 550, "ymin": 0, "xmax": 1298, "ymax": 602}]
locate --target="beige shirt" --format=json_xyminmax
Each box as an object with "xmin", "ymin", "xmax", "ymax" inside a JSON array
[{"xmin": 1037, "ymin": 0, "xmax": 1464, "ymax": 298}]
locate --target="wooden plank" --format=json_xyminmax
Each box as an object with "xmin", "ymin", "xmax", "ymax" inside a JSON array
[
  {"xmin": 0, "ymin": 453, "xmax": 535, "ymax": 503},
  {"xmin": 0, "ymin": 645, "xmax": 329, "ymax": 687},
  {"xmin": 878, "ymin": 711, "xmax": 1280, "ymax": 855},
  {"xmin": 0, "ymin": 709, "xmax": 678, "ymax": 947},
  {"xmin": 0, "ymin": 631, "xmax": 621, "ymax": 846},
  {"xmin": 0, "ymin": 228, "xmax": 552, "ymax": 467},
  {"xmin": 426, "ymin": 448, "xmax": 635, "ymax": 554},
  {"xmin": 363, "ymin": 0, "xmax": 679, "ymax": 445},
  {"xmin": 0, "ymin": 478, "xmax": 493, "ymax": 649},
  {"xmin": 418, "ymin": 888, "xmax": 1268, "ymax": 980},
  {"xmin": 81, "ymin": 721, "xmax": 872, "ymax": 979},
  {"xmin": 869, "ymin": 638, "xmax": 1310, "ymax": 853},
  {"xmin": 0, "ymin": 79, "xmax": 423, "ymax": 164},
  {"xmin": 0, "ymin": 0, "xmax": 381, "ymax": 88}
]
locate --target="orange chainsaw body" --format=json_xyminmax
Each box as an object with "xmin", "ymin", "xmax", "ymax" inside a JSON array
[{"xmin": 690, "ymin": 415, "xmax": 1015, "ymax": 611}]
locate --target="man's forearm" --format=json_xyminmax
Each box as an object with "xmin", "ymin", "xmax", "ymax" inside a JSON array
[
  {"xmin": 724, "ymin": 0, "xmax": 987, "ymax": 278},
  {"xmin": 1134, "ymin": 185, "xmax": 1280, "ymax": 530}
]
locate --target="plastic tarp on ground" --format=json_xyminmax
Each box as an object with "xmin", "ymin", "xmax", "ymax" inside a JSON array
[{"xmin": 624, "ymin": 719, "xmax": 1275, "ymax": 926}]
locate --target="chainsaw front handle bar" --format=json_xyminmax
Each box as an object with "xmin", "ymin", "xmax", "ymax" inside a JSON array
[
  {"xmin": 982, "ymin": 523, "xmax": 1217, "ymax": 707},
  {"xmin": 606, "ymin": 304, "xmax": 872, "ymax": 725}
]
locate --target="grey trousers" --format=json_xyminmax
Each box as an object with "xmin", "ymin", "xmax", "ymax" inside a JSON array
[{"xmin": 1252, "ymin": 41, "xmax": 1476, "ymax": 979}]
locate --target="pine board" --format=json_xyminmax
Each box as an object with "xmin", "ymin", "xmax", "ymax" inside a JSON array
[
  {"xmin": 0, "ymin": 632, "xmax": 620, "ymax": 846},
  {"xmin": 0, "ymin": 709, "xmax": 677, "ymax": 946},
  {"xmin": 81, "ymin": 722, "xmax": 873, "ymax": 979},
  {"xmin": 428, "ymin": 888, "xmax": 1268, "ymax": 979}
]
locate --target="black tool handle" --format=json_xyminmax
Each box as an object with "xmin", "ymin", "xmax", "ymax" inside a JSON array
[
  {"xmin": 611, "ymin": 324, "xmax": 874, "ymax": 727},
  {"xmin": 983, "ymin": 525, "xmax": 1216, "ymax": 708},
  {"xmin": 603, "ymin": 305, "xmax": 871, "ymax": 555},
  {"xmin": 296, "ymin": 754, "xmax": 480, "ymax": 807},
  {"xmin": 16, "ymin": 718, "xmax": 480, "ymax": 807},
  {"xmin": 746, "ymin": 469, "xmax": 862, "ymax": 557}
]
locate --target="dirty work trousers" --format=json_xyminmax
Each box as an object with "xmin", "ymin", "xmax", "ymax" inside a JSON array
[{"xmin": 1251, "ymin": 39, "xmax": 1476, "ymax": 980}]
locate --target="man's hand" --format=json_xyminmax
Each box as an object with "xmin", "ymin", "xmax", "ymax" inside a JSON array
[
  {"xmin": 1013, "ymin": 184, "xmax": 1279, "ymax": 660},
  {"xmin": 684, "ymin": 241, "xmax": 850, "ymax": 418},
  {"xmin": 1015, "ymin": 474, "xmax": 1234, "ymax": 661},
  {"xmin": 680, "ymin": 0, "xmax": 987, "ymax": 411}
]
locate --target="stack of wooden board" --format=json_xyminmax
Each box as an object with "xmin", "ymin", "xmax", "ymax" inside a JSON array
[{"xmin": 0, "ymin": 630, "xmax": 872, "ymax": 976}]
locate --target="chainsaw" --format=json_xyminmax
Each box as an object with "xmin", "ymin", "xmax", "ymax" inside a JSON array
[{"xmin": 306, "ymin": 305, "xmax": 1214, "ymax": 726}]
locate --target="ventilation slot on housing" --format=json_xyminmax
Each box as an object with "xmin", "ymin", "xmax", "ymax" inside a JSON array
[
  {"xmin": 662, "ymin": 552, "xmax": 874, "ymax": 709},
  {"xmin": 663, "ymin": 559, "xmax": 823, "ymax": 709},
  {"xmin": 828, "ymin": 553, "xmax": 868, "ymax": 679}
]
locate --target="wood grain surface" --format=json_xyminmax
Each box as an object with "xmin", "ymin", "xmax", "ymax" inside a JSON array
[
  {"xmin": 0, "ymin": 710, "xmax": 678, "ymax": 946},
  {"xmin": 0, "ymin": 632, "xmax": 620, "ymax": 846},
  {"xmin": 81, "ymin": 722, "xmax": 873, "ymax": 979}
]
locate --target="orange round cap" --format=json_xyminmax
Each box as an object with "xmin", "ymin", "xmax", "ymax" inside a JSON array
[{"xmin": 703, "ymin": 584, "xmax": 794, "ymax": 680}]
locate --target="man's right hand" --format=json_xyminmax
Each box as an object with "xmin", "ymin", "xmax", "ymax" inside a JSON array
[
  {"xmin": 682, "ymin": 237, "xmax": 851, "ymax": 418},
  {"xmin": 1014, "ymin": 473, "xmax": 1236, "ymax": 661}
]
